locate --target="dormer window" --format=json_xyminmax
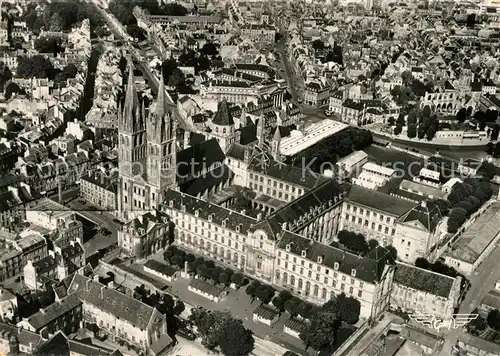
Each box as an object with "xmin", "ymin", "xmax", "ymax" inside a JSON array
[
  {"xmin": 317, "ymin": 255, "xmax": 323, "ymax": 264},
  {"xmin": 351, "ymin": 269, "xmax": 356, "ymax": 277},
  {"xmin": 195, "ymin": 210, "xmax": 199, "ymax": 218},
  {"xmin": 334, "ymin": 262, "xmax": 339, "ymax": 270},
  {"xmin": 208, "ymin": 214, "xmax": 213, "ymax": 222},
  {"xmin": 286, "ymin": 243, "xmax": 291, "ymax": 252},
  {"xmin": 236, "ymin": 225, "xmax": 240, "ymax": 232},
  {"xmin": 301, "ymin": 250, "xmax": 307, "ymax": 258},
  {"xmin": 222, "ymin": 219, "xmax": 227, "ymax": 227},
  {"xmin": 168, "ymin": 200, "xmax": 173, "ymax": 207},
  {"xmin": 181, "ymin": 205, "xmax": 186, "ymax": 212}
]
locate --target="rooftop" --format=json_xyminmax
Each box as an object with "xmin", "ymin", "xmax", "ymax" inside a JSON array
[
  {"xmin": 164, "ymin": 189, "xmax": 257, "ymax": 234},
  {"xmin": 393, "ymin": 262, "xmax": 455, "ymax": 298},
  {"xmin": 24, "ymin": 294, "xmax": 82, "ymax": 331},
  {"xmin": 346, "ymin": 185, "xmax": 416, "ymax": 217},
  {"xmin": 188, "ymin": 278, "xmax": 225, "ymax": 297},
  {"xmin": 68, "ymin": 274, "xmax": 163, "ymax": 330},
  {"xmin": 445, "ymin": 202, "xmax": 500, "ymax": 264},
  {"xmin": 248, "ymin": 152, "xmax": 328, "ymax": 190},
  {"xmin": 279, "ymin": 119, "xmax": 349, "ymax": 156}
]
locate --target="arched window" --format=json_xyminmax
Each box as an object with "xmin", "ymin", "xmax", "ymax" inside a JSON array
[
  {"xmin": 322, "ymin": 288, "xmax": 327, "ymax": 299},
  {"xmin": 283, "ymin": 272, "xmax": 288, "ymax": 284},
  {"xmin": 298, "ymin": 278, "xmax": 303, "ymax": 289},
  {"xmin": 276, "ymin": 270, "xmax": 280, "ymax": 281},
  {"xmin": 290, "ymin": 275, "xmax": 295, "ymax": 286}
]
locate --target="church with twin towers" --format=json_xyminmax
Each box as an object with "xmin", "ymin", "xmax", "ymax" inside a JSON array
[{"xmin": 117, "ymin": 64, "xmax": 177, "ymax": 220}]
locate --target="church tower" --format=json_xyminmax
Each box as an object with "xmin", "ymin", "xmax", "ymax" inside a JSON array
[
  {"xmin": 118, "ymin": 64, "xmax": 147, "ymax": 219},
  {"xmin": 146, "ymin": 70, "xmax": 177, "ymax": 207}
]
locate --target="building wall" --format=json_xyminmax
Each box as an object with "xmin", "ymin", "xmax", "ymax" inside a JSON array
[
  {"xmin": 80, "ymin": 180, "xmax": 117, "ymax": 211},
  {"xmin": 247, "ymin": 171, "xmax": 305, "ymax": 203},
  {"xmin": 338, "ymin": 201, "xmax": 397, "ymax": 246},
  {"xmin": 273, "ymin": 246, "xmax": 380, "ymax": 318},
  {"xmin": 390, "ymin": 276, "xmax": 461, "ymax": 321},
  {"xmin": 393, "ymin": 223, "xmax": 434, "ymax": 263}
]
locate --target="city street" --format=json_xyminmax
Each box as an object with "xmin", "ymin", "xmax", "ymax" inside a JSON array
[
  {"xmin": 63, "ymin": 195, "xmax": 122, "ymax": 257},
  {"xmin": 436, "ymin": 242, "xmax": 500, "ymax": 355}
]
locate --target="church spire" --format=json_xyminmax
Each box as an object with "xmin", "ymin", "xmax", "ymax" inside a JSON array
[
  {"xmin": 122, "ymin": 64, "xmax": 138, "ymax": 132},
  {"xmin": 155, "ymin": 69, "xmax": 166, "ymax": 119}
]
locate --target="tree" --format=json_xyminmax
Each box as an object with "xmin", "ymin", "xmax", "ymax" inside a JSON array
[
  {"xmin": 396, "ymin": 113, "xmax": 405, "ymax": 126},
  {"xmin": 477, "ymin": 162, "xmax": 497, "ymax": 180},
  {"xmin": 272, "ymin": 296, "xmax": 285, "ymax": 313},
  {"xmin": 16, "ymin": 56, "xmax": 56, "ymax": 79},
  {"xmin": 255, "ymin": 286, "xmax": 274, "ymax": 305},
  {"xmin": 218, "ymin": 317, "xmax": 255, "ymax": 356},
  {"xmin": 311, "ymin": 39, "xmax": 325, "ymax": 51},
  {"xmin": 167, "ymin": 68, "xmax": 186, "ymax": 88},
  {"xmin": 323, "ymin": 293, "xmax": 361, "ymax": 324},
  {"xmin": 245, "ymin": 281, "xmax": 259, "ymax": 299},
  {"xmin": 231, "ymin": 273, "xmax": 244, "ymax": 287},
  {"xmin": 297, "ymin": 301, "xmax": 313, "ymax": 319},
  {"xmin": 486, "ymin": 142, "xmax": 495, "ymax": 156},
  {"xmin": 201, "ymin": 42, "xmax": 219, "ymax": 56},
  {"xmin": 0, "ymin": 62, "xmax": 12, "ymax": 92},
  {"xmin": 447, "ymin": 207, "xmax": 468, "ymax": 233},
  {"xmin": 491, "ymin": 125, "xmax": 500, "ymax": 141},
  {"xmin": 367, "ymin": 239, "xmax": 379, "ymax": 251},
  {"xmin": 394, "ymin": 124, "xmax": 403, "ymax": 135},
  {"xmin": 173, "ymin": 300, "xmax": 185, "ymax": 316},
  {"xmin": 218, "ymin": 272, "xmax": 229, "ymax": 286},
  {"xmin": 185, "ymin": 253, "xmax": 195, "ymax": 263},
  {"xmin": 456, "ymin": 108, "xmax": 467, "ymax": 123},
  {"xmin": 34, "ymin": 37, "xmax": 63, "ymax": 55},
  {"xmin": 495, "ymin": 142, "xmax": 500, "ymax": 158},
  {"xmin": 407, "ymin": 124, "xmax": 417, "ymax": 138},
  {"xmin": 190, "ymin": 310, "xmax": 254, "ymax": 355},
  {"xmin": 426, "ymin": 115, "xmax": 439, "ymax": 141},
  {"xmin": 284, "ymin": 298, "xmax": 299, "ymax": 317},
  {"xmin": 300, "ymin": 308, "xmax": 340, "ymax": 351},
  {"xmin": 196, "ymin": 264, "xmax": 208, "ymax": 278},
  {"xmin": 467, "ymin": 310, "xmax": 487, "ymax": 334},
  {"xmin": 4, "ymin": 82, "xmax": 23, "ymax": 100},
  {"xmin": 422, "ymin": 105, "xmax": 431, "ymax": 119},
  {"xmin": 487, "ymin": 309, "xmax": 500, "ymax": 331},
  {"xmin": 387, "ymin": 117, "xmax": 396, "ymax": 126}
]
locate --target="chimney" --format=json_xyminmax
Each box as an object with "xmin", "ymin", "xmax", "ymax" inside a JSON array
[
  {"xmin": 85, "ymin": 278, "xmax": 91, "ymax": 291},
  {"xmin": 421, "ymin": 201, "xmax": 427, "ymax": 208},
  {"xmin": 257, "ymin": 213, "xmax": 262, "ymax": 221},
  {"xmin": 100, "ymin": 285, "xmax": 106, "ymax": 299},
  {"xmin": 93, "ymin": 275, "xmax": 100, "ymax": 282}
]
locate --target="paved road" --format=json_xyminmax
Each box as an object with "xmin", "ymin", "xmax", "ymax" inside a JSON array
[
  {"xmin": 86, "ymin": 0, "xmax": 194, "ymax": 132},
  {"xmin": 436, "ymin": 241, "xmax": 500, "ymax": 355},
  {"xmin": 66, "ymin": 198, "xmax": 122, "ymax": 256}
]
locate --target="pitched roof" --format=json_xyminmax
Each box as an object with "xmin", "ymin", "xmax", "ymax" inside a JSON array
[
  {"xmin": 177, "ymin": 138, "xmax": 225, "ymax": 180},
  {"xmin": 68, "ymin": 339, "xmax": 115, "ymax": 355},
  {"xmin": 68, "ymin": 274, "xmax": 162, "ymax": 330},
  {"xmin": 346, "ymin": 184, "xmax": 416, "ymax": 217},
  {"xmin": 393, "ymin": 263, "xmax": 455, "ymax": 298},
  {"xmin": 188, "ymin": 278, "xmax": 225, "ymax": 297},
  {"xmin": 24, "ymin": 294, "xmax": 82, "ymax": 331},
  {"xmin": 253, "ymin": 305, "xmax": 278, "ymax": 320},
  {"xmin": 164, "ymin": 189, "xmax": 257, "ymax": 234},
  {"xmin": 248, "ymin": 152, "xmax": 328, "ymax": 190},
  {"xmin": 144, "ymin": 260, "xmax": 178, "ymax": 277},
  {"xmin": 397, "ymin": 201, "xmax": 442, "ymax": 232},
  {"xmin": 212, "ymin": 99, "xmax": 234, "ymax": 126}
]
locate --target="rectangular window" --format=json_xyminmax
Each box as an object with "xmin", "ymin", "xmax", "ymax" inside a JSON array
[{"xmin": 358, "ymin": 290, "xmax": 362, "ymax": 298}]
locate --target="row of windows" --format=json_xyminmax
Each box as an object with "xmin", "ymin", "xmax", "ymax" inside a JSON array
[
  {"xmin": 251, "ymin": 183, "xmax": 295, "ymax": 200},
  {"xmin": 346, "ymin": 204, "xmax": 393, "ymax": 223},
  {"xmin": 345, "ymin": 214, "xmax": 396, "ymax": 235},
  {"xmin": 277, "ymin": 258, "xmax": 365, "ymax": 289},
  {"xmin": 277, "ymin": 271, "xmax": 363, "ymax": 299},
  {"xmin": 249, "ymin": 173, "xmax": 303, "ymax": 194}
]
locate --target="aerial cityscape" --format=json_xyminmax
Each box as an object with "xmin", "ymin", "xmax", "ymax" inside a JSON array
[{"xmin": 0, "ymin": 0, "xmax": 500, "ymax": 355}]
